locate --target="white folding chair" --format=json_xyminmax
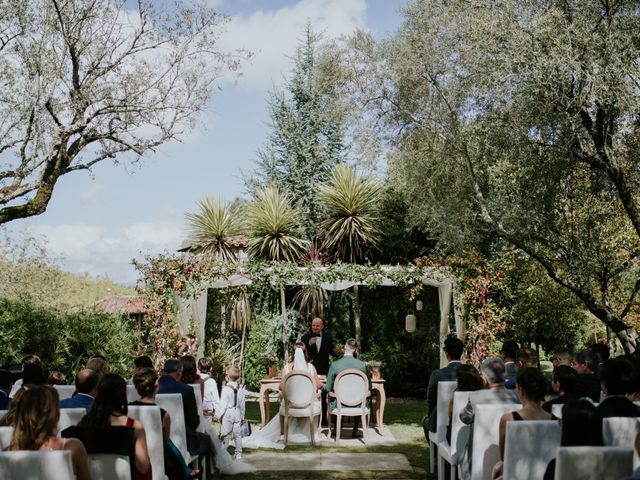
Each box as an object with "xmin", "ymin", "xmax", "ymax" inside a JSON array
[
  {"xmin": 0, "ymin": 450, "xmax": 75, "ymax": 480},
  {"xmin": 0, "ymin": 426, "xmax": 12, "ymax": 449},
  {"xmin": 156, "ymin": 393, "xmax": 193, "ymax": 466},
  {"xmin": 89, "ymin": 453, "xmax": 132, "ymax": 480},
  {"xmin": 280, "ymin": 371, "xmax": 321, "ymax": 445},
  {"xmin": 503, "ymin": 420, "xmax": 560, "ymax": 480},
  {"xmin": 437, "ymin": 391, "xmax": 471, "ymax": 480},
  {"xmin": 551, "ymin": 404, "xmax": 563, "ymax": 419},
  {"xmin": 189, "ymin": 384, "xmax": 207, "ymax": 434},
  {"xmin": 58, "ymin": 407, "xmax": 87, "ymax": 432},
  {"xmin": 327, "ymin": 369, "xmax": 370, "ymax": 445},
  {"xmin": 53, "ymin": 385, "xmax": 76, "ymax": 401},
  {"xmin": 127, "ymin": 405, "xmax": 166, "ymax": 480},
  {"xmin": 602, "ymin": 417, "xmax": 640, "ymax": 469},
  {"xmin": 126, "ymin": 385, "xmax": 140, "ymax": 403},
  {"xmin": 428, "ymin": 382, "xmax": 457, "ymax": 475},
  {"xmin": 471, "ymin": 403, "xmax": 520, "ymax": 480},
  {"xmin": 554, "ymin": 446, "xmax": 634, "ymax": 479}
]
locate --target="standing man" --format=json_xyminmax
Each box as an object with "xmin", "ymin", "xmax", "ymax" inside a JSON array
[{"xmin": 301, "ymin": 317, "xmax": 341, "ymax": 376}]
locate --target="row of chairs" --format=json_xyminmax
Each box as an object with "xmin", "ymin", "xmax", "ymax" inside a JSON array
[{"xmin": 430, "ymin": 381, "xmax": 640, "ymax": 480}]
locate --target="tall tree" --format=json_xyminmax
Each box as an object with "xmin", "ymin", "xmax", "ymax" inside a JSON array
[
  {"xmin": 0, "ymin": 0, "xmax": 243, "ymax": 224},
  {"xmin": 341, "ymin": 0, "xmax": 640, "ymax": 352},
  {"xmin": 247, "ymin": 25, "xmax": 347, "ymax": 242}
]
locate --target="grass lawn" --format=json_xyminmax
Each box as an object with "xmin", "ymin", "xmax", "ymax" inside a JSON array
[{"xmin": 218, "ymin": 399, "xmax": 433, "ymax": 480}]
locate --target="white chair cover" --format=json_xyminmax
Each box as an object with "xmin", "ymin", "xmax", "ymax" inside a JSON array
[
  {"xmin": 471, "ymin": 403, "xmax": 520, "ymax": 480},
  {"xmin": 53, "ymin": 385, "xmax": 76, "ymax": 401},
  {"xmin": 189, "ymin": 384, "xmax": 206, "ymax": 434},
  {"xmin": 127, "ymin": 405, "xmax": 165, "ymax": 480},
  {"xmin": 554, "ymin": 446, "xmax": 634, "ymax": 479},
  {"xmin": 602, "ymin": 417, "xmax": 640, "ymax": 469},
  {"xmin": 89, "ymin": 453, "xmax": 132, "ymax": 480},
  {"xmin": 429, "ymin": 382, "xmax": 457, "ymax": 476},
  {"xmin": 0, "ymin": 450, "xmax": 75, "ymax": 480},
  {"xmin": 503, "ymin": 420, "xmax": 560, "ymax": 480},
  {"xmin": 279, "ymin": 371, "xmax": 320, "ymax": 445},
  {"xmin": 0, "ymin": 426, "xmax": 12, "ymax": 449},
  {"xmin": 329, "ymin": 369, "xmax": 370, "ymax": 445},
  {"xmin": 126, "ymin": 385, "xmax": 140, "ymax": 403},
  {"xmin": 551, "ymin": 404, "xmax": 563, "ymax": 419},
  {"xmin": 58, "ymin": 407, "xmax": 87, "ymax": 432},
  {"xmin": 437, "ymin": 391, "xmax": 472, "ymax": 480},
  {"xmin": 156, "ymin": 393, "xmax": 189, "ymax": 466}
]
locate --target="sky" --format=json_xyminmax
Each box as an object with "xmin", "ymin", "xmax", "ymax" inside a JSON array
[{"xmin": 5, "ymin": 0, "xmax": 406, "ymax": 285}]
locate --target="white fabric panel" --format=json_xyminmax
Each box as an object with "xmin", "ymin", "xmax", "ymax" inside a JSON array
[
  {"xmin": 437, "ymin": 390, "xmax": 472, "ymax": 480},
  {"xmin": 554, "ymin": 446, "xmax": 634, "ymax": 480},
  {"xmin": 189, "ymin": 384, "xmax": 206, "ymax": 434},
  {"xmin": 53, "ymin": 385, "xmax": 76, "ymax": 400},
  {"xmin": 0, "ymin": 426, "xmax": 12, "ymax": 449},
  {"xmin": 156, "ymin": 393, "xmax": 189, "ymax": 466},
  {"xmin": 89, "ymin": 454, "xmax": 132, "ymax": 480},
  {"xmin": 436, "ymin": 382, "xmax": 457, "ymax": 444},
  {"xmin": 127, "ymin": 405, "xmax": 165, "ymax": 480},
  {"xmin": 551, "ymin": 404, "xmax": 563, "ymax": 419},
  {"xmin": 437, "ymin": 281, "xmax": 453, "ymax": 367},
  {"xmin": 0, "ymin": 451, "xmax": 75, "ymax": 480},
  {"xmin": 602, "ymin": 417, "xmax": 640, "ymax": 469},
  {"xmin": 58, "ymin": 408, "xmax": 86, "ymax": 432},
  {"xmin": 503, "ymin": 420, "xmax": 560, "ymax": 480},
  {"xmin": 471, "ymin": 403, "xmax": 521, "ymax": 480}
]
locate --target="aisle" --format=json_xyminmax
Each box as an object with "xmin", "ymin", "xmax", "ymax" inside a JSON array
[{"xmin": 242, "ymin": 451, "xmax": 413, "ymax": 472}]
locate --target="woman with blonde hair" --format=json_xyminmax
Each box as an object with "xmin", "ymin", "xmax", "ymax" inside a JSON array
[{"xmin": 6, "ymin": 384, "xmax": 90, "ymax": 480}]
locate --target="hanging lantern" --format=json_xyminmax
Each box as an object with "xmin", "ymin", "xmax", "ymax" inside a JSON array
[
  {"xmin": 405, "ymin": 310, "xmax": 417, "ymax": 333},
  {"xmin": 416, "ymin": 300, "xmax": 424, "ymax": 311}
]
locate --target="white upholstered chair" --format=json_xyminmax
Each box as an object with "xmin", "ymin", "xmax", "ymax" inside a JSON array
[
  {"xmin": 502, "ymin": 420, "xmax": 560, "ymax": 480},
  {"xmin": 127, "ymin": 405, "xmax": 166, "ymax": 480},
  {"xmin": 89, "ymin": 453, "xmax": 132, "ymax": 480},
  {"xmin": 58, "ymin": 407, "xmax": 87, "ymax": 432},
  {"xmin": 0, "ymin": 450, "xmax": 75, "ymax": 480},
  {"xmin": 428, "ymin": 381, "xmax": 457, "ymax": 475},
  {"xmin": 471, "ymin": 403, "xmax": 520, "ymax": 480},
  {"xmin": 0, "ymin": 426, "xmax": 12, "ymax": 449},
  {"xmin": 279, "ymin": 371, "xmax": 321, "ymax": 445},
  {"xmin": 327, "ymin": 369, "xmax": 370, "ymax": 445},
  {"xmin": 602, "ymin": 417, "xmax": 640, "ymax": 469},
  {"xmin": 554, "ymin": 446, "xmax": 634, "ymax": 479},
  {"xmin": 437, "ymin": 391, "xmax": 472, "ymax": 480},
  {"xmin": 156, "ymin": 393, "xmax": 190, "ymax": 466},
  {"xmin": 53, "ymin": 385, "xmax": 76, "ymax": 401}
]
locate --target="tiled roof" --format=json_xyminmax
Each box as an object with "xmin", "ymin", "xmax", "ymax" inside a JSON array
[
  {"xmin": 177, "ymin": 234, "xmax": 249, "ymax": 253},
  {"xmin": 93, "ymin": 295, "xmax": 145, "ymax": 314}
]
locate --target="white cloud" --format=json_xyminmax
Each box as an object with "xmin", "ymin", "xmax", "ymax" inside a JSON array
[
  {"xmin": 28, "ymin": 222, "xmax": 184, "ymax": 284},
  {"xmin": 219, "ymin": 0, "xmax": 367, "ymax": 92},
  {"xmin": 79, "ymin": 183, "xmax": 106, "ymax": 203}
]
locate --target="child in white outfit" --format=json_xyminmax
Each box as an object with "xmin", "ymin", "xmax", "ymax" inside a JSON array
[{"xmin": 218, "ymin": 365, "xmax": 245, "ymax": 459}]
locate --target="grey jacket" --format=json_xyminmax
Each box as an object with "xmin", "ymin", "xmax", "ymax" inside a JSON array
[{"xmin": 459, "ymin": 386, "xmax": 520, "ymax": 424}]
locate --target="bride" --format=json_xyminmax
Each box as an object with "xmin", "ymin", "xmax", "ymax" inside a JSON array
[{"xmin": 244, "ymin": 342, "xmax": 323, "ymax": 449}]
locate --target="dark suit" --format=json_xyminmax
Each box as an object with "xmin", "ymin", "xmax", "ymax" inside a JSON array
[
  {"xmin": 0, "ymin": 390, "xmax": 9, "ymax": 410},
  {"xmin": 542, "ymin": 393, "xmax": 580, "ymax": 413},
  {"xmin": 301, "ymin": 330, "xmax": 338, "ymax": 376},
  {"xmin": 60, "ymin": 393, "xmax": 94, "ymax": 410},
  {"xmin": 596, "ymin": 396, "xmax": 640, "ymax": 418},
  {"xmin": 158, "ymin": 375, "xmax": 210, "ymax": 455},
  {"xmin": 426, "ymin": 361, "xmax": 461, "ymax": 433},
  {"xmin": 578, "ymin": 373, "xmax": 601, "ymax": 403}
]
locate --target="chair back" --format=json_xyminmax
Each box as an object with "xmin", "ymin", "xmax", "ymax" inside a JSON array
[
  {"xmin": 53, "ymin": 385, "xmax": 76, "ymax": 401},
  {"xmin": 189, "ymin": 384, "xmax": 206, "ymax": 433},
  {"xmin": 436, "ymin": 382, "xmax": 457, "ymax": 444},
  {"xmin": 471, "ymin": 403, "xmax": 520, "ymax": 480},
  {"xmin": 126, "ymin": 385, "xmax": 140, "ymax": 403},
  {"xmin": 283, "ymin": 371, "xmax": 315, "ymax": 408},
  {"xmin": 602, "ymin": 417, "xmax": 640, "ymax": 469},
  {"xmin": 551, "ymin": 404, "xmax": 563, "ymax": 419},
  {"xmin": 448, "ymin": 391, "xmax": 472, "ymax": 465},
  {"xmin": 0, "ymin": 426, "xmax": 12, "ymax": 449},
  {"xmin": 554, "ymin": 446, "xmax": 634, "ymax": 479},
  {"xmin": 333, "ymin": 369, "xmax": 368, "ymax": 409},
  {"xmin": 156, "ymin": 393, "xmax": 189, "ymax": 466},
  {"xmin": 503, "ymin": 420, "xmax": 560, "ymax": 480},
  {"xmin": 89, "ymin": 453, "xmax": 132, "ymax": 480},
  {"xmin": 127, "ymin": 405, "xmax": 165, "ymax": 480},
  {"xmin": 0, "ymin": 450, "xmax": 75, "ymax": 480},
  {"xmin": 58, "ymin": 407, "xmax": 87, "ymax": 431}
]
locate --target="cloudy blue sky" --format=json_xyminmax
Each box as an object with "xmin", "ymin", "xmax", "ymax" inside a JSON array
[{"xmin": 6, "ymin": 0, "xmax": 405, "ymax": 284}]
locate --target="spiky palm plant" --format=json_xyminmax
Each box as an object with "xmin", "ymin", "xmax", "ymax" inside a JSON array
[
  {"xmin": 318, "ymin": 164, "xmax": 382, "ymax": 263},
  {"xmin": 246, "ymin": 186, "xmax": 308, "ymax": 262},
  {"xmin": 185, "ymin": 197, "xmax": 245, "ymax": 262}
]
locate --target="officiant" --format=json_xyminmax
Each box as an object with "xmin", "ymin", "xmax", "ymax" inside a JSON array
[{"xmin": 301, "ymin": 317, "xmax": 341, "ymax": 376}]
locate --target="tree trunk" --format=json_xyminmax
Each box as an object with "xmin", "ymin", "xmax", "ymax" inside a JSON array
[
  {"xmin": 353, "ymin": 284, "xmax": 361, "ymax": 345},
  {"xmin": 240, "ymin": 318, "xmax": 247, "ymax": 385}
]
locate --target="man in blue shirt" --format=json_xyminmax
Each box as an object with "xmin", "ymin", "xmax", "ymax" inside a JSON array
[
  {"xmin": 60, "ymin": 369, "xmax": 98, "ymax": 409},
  {"xmin": 0, "ymin": 369, "xmax": 12, "ymax": 410}
]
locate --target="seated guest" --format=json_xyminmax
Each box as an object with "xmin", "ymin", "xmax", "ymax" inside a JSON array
[
  {"xmin": 60, "ymin": 369, "xmax": 98, "ymax": 409},
  {"xmin": 446, "ymin": 364, "xmax": 483, "ymax": 441},
  {"xmin": 424, "ymin": 336, "xmax": 464, "ymax": 436},
  {"xmin": 10, "ymin": 354, "xmax": 42, "ymax": 393},
  {"xmin": 198, "ymin": 357, "xmax": 220, "ymax": 417},
  {"xmin": 133, "ymin": 355, "xmax": 154, "ymax": 375},
  {"xmin": 7, "ymin": 384, "xmax": 90, "ymax": 480},
  {"xmin": 0, "ymin": 369, "xmax": 13, "ymax": 409},
  {"xmin": 590, "ymin": 343, "xmax": 610, "ymax": 369},
  {"xmin": 623, "ymin": 433, "xmax": 640, "ymax": 480},
  {"xmin": 543, "ymin": 400, "xmax": 604, "ymax": 480},
  {"xmin": 574, "ymin": 349, "xmax": 601, "ymax": 402},
  {"xmin": 506, "ymin": 347, "xmax": 538, "ymax": 389},
  {"xmin": 596, "ymin": 358, "xmax": 640, "ymax": 418},
  {"xmin": 180, "ymin": 355, "xmax": 204, "ymax": 398},
  {"xmin": 501, "ymin": 340, "xmax": 519, "ymax": 384},
  {"xmin": 48, "ymin": 371, "xmax": 67, "ymax": 385},
  {"xmin": 627, "ymin": 356, "xmax": 640, "ymax": 402},
  {"xmin": 543, "ymin": 365, "xmax": 580, "ymax": 413},
  {"xmin": 551, "ymin": 350, "xmax": 574, "ymax": 368},
  {"xmin": 21, "ymin": 363, "xmax": 46, "ymax": 386},
  {"xmin": 80, "ymin": 373, "xmax": 151, "ymax": 480},
  {"xmin": 493, "ymin": 368, "xmax": 555, "ymax": 478},
  {"xmin": 86, "ymin": 355, "xmax": 108, "ymax": 378}
]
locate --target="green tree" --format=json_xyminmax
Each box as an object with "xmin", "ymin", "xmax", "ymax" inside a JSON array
[
  {"xmin": 0, "ymin": 0, "xmax": 243, "ymax": 224},
  {"xmin": 247, "ymin": 25, "xmax": 347, "ymax": 242},
  {"xmin": 341, "ymin": 0, "xmax": 640, "ymax": 352}
]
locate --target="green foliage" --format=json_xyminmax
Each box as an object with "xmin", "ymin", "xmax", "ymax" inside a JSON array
[
  {"xmin": 184, "ymin": 197, "xmax": 245, "ymax": 261},
  {"xmin": 0, "ymin": 297, "xmax": 140, "ymax": 376}
]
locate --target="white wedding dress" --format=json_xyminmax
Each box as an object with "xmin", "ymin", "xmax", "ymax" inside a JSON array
[{"xmin": 243, "ymin": 349, "xmax": 323, "ymax": 450}]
